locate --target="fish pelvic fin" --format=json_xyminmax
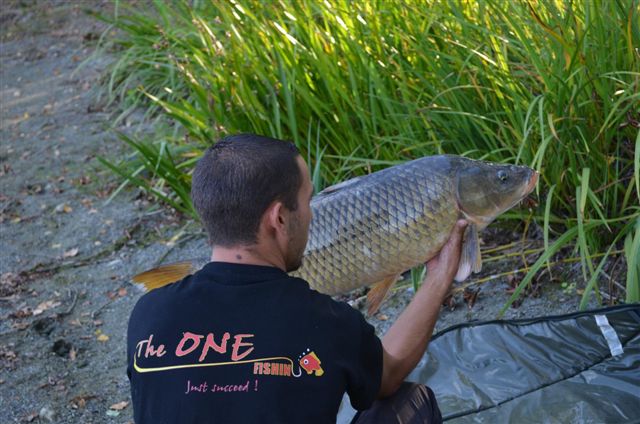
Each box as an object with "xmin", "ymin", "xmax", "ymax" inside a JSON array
[
  {"xmin": 132, "ymin": 261, "xmax": 193, "ymax": 291},
  {"xmin": 366, "ymin": 274, "xmax": 400, "ymax": 316},
  {"xmin": 454, "ymin": 224, "xmax": 482, "ymax": 282}
]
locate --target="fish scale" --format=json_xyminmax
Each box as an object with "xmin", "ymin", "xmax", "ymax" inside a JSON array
[{"xmin": 292, "ymin": 157, "xmax": 458, "ymax": 295}]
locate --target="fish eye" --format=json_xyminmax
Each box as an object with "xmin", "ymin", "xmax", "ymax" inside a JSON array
[{"xmin": 497, "ymin": 170, "xmax": 508, "ymax": 182}]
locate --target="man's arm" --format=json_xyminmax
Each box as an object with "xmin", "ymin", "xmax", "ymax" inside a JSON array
[{"xmin": 378, "ymin": 219, "xmax": 468, "ymax": 398}]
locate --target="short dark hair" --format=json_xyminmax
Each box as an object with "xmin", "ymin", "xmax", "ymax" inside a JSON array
[{"xmin": 191, "ymin": 134, "xmax": 301, "ymax": 247}]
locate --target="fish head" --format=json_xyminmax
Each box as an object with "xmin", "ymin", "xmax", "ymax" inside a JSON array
[{"xmin": 454, "ymin": 158, "xmax": 538, "ymax": 229}]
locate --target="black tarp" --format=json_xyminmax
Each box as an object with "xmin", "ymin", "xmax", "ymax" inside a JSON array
[{"xmin": 338, "ymin": 304, "xmax": 640, "ymax": 423}]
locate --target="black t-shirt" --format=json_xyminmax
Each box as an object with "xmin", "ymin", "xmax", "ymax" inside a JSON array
[{"xmin": 127, "ymin": 262, "xmax": 383, "ymax": 423}]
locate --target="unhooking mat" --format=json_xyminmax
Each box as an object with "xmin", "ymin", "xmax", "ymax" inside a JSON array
[{"xmin": 337, "ymin": 304, "xmax": 640, "ymax": 423}]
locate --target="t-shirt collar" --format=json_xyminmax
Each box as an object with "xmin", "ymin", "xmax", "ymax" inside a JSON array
[{"xmin": 195, "ymin": 261, "xmax": 290, "ymax": 285}]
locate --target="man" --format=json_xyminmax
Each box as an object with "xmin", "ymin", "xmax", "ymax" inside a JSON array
[{"xmin": 127, "ymin": 134, "xmax": 467, "ymax": 423}]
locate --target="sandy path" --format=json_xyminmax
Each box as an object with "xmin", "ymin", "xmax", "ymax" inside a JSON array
[{"xmin": 0, "ymin": 2, "xmax": 183, "ymax": 422}]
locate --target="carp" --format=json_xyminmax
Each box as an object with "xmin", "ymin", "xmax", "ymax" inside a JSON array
[{"xmin": 133, "ymin": 155, "xmax": 538, "ymax": 314}]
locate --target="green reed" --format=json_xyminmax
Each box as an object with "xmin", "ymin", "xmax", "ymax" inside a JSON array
[{"xmin": 95, "ymin": 0, "xmax": 640, "ymax": 310}]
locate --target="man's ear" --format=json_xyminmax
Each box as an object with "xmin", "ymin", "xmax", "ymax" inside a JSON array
[{"xmin": 263, "ymin": 201, "xmax": 288, "ymax": 236}]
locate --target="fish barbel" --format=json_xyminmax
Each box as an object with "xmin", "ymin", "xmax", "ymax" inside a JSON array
[{"xmin": 133, "ymin": 155, "xmax": 538, "ymax": 314}]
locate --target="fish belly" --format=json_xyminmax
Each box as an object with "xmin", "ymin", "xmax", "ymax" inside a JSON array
[{"xmin": 292, "ymin": 158, "xmax": 458, "ymax": 295}]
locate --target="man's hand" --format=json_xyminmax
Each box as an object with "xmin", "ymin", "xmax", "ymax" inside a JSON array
[{"xmin": 426, "ymin": 219, "xmax": 468, "ymax": 283}]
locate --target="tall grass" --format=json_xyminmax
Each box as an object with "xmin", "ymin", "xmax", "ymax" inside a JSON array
[{"xmin": 95, "ymin": 0, "xmax": 640, "ymax": 309}]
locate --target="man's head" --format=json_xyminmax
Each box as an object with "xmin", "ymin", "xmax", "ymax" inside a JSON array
[{"xmin": 191, "ymin": 134, "xmax": 312, "ymax": 271}]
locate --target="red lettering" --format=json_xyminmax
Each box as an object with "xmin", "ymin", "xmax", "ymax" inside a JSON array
[
  {"xmin": 176, "ymin": 332, "xmax": 203, "ymax": 357},
  {"xmin": 199, "ymin": 332, "xmax": 230, "ymax": 362},
  {"xmin": 231, "ymin": 334, "xmax": 254, "ymax": 361},
  {"xmin": 135, "ymin": 334, "xmax": 166, "ymax": 358},
  {"xmin": 253, "ymin": 362, "xmax": 263, "ymax": 374}
]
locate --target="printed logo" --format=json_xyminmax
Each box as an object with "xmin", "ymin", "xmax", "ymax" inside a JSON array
[
  {"xmin": 133, "ymin": 332, "xmax": 324, "ymax": 379},
  {"xmin": 299, "ymin": 349, "xmax": 323, "ymax": 376}
]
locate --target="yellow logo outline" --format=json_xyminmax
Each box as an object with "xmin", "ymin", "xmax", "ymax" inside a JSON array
[{"xmin": 134, "ymin": 355, "xmax": 302, "ymax": 377}]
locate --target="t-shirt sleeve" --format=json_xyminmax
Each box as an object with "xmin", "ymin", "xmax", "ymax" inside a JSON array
[{"xmin": 345, "ymin": 310, "xmax": 383, "ymax": 410}]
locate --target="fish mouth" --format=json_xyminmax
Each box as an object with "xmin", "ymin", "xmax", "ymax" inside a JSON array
[
  {"xmin": 524, "ymin": 170, "xmax": 539, "ymax": 195},
  {"xmin": 515, "ymin": 170, "xmax": 540, "ymax": 208}
]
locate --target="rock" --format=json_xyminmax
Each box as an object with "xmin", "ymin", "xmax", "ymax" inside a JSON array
[{"xmin": 39, "ymin": 406, "xmax": 56, "ymax": 422}]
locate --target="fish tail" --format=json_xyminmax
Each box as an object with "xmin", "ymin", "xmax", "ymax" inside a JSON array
[{"xmin": 132, "ymin": 261, "xmax": 193, "ymax": 291}]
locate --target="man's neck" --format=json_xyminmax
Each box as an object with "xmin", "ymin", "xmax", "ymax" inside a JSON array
[{"xmin": 210, "ymin": 245, "xmax": 286, "ymax": 271}]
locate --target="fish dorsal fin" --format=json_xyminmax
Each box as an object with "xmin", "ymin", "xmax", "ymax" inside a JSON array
[
  {"xmin": 366, "ymin": 274, "xmax": 400, "ymax": 316},
  {"xmin": 317, "ymin": 176, "xmax": 363, "ymax": 197},
  {"xmin": 454, "ymin": 224, "xmax": 482, "ymax": 282},
  {"xmin": 132, "ymin": 261, "xmax": 194, "ymax": 291}
]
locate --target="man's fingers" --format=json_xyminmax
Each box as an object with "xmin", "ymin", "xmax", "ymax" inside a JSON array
[
  {"xmin": 425, "ymin": 220, "xmax": 469, "ymax": 278},
  {"xmin": 448, "ymin": 219, "xmax": 468, "ymax": 245},
  {"xmin": 426, "ymin": 220, "xmax": 468, "ymax": 265}
]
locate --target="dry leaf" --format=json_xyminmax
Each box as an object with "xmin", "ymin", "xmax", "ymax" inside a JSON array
[
  {"xmin": 109, "ymin": 401, "xmax": 129, "ymax": 411},
  {"xmin": 70, "ymin": 394, "xmax": 96, "ymax": 410},
  {"xmin": 463, "ymin": 288, "xmax": 480, "ymax": 310},
  {"xmin": 9, "ymin": 307, "xmax": 32, "ymax": 319},
  {"xmin": 97, "ymin": 334, "xmax": 109, "ymax": 342},
  {"xmin": 117, "ymin": 288, "xmax": 127, "ymax": 297},
  {"xmin": 33, "ymin": 300, "xmax": 61, "ymax": 315},
  {"xmin": 71, "ymin": 397, "xmax": 86, "ymax": 409},
  {"xmin": 54, "ymin": 203, "xmax": 72, "ymax": 213},
  {"xmin": 63, "ymin": 248, "xmax": 79, "ymax": 258},
  {"xmin": 12, "ymin": 322, "xmax": 29, "ymax": 330},
  {"xmin": 443, "ymin": 294, "xmax": 457, "ymax": 311}
]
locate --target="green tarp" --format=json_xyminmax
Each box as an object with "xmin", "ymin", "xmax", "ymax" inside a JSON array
[{"xmin": 338, "ymin": 304, "xmax": 640, "ymax": 423}]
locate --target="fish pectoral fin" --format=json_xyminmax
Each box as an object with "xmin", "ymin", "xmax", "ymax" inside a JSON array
[
  {"xmin": 132, "ymin": 261, "xmax": 193, "ymax": 291},
  {"xmin": 366, "ymin": 274, "xmax": 399, "ymax": 316},
  {"xmin": 454, "ymin": 224, "xmax": 482, "ymax": 282}
]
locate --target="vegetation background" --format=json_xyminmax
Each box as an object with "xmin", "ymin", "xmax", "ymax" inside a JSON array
[{"xmin": 95, "ymin": 0, "xmax": 639, "ymax": 310}]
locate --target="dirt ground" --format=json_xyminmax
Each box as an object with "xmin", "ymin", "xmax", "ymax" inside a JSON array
[{"xmin": 0, "ymin": 2, "xmax": 606, "ymax": 423}]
